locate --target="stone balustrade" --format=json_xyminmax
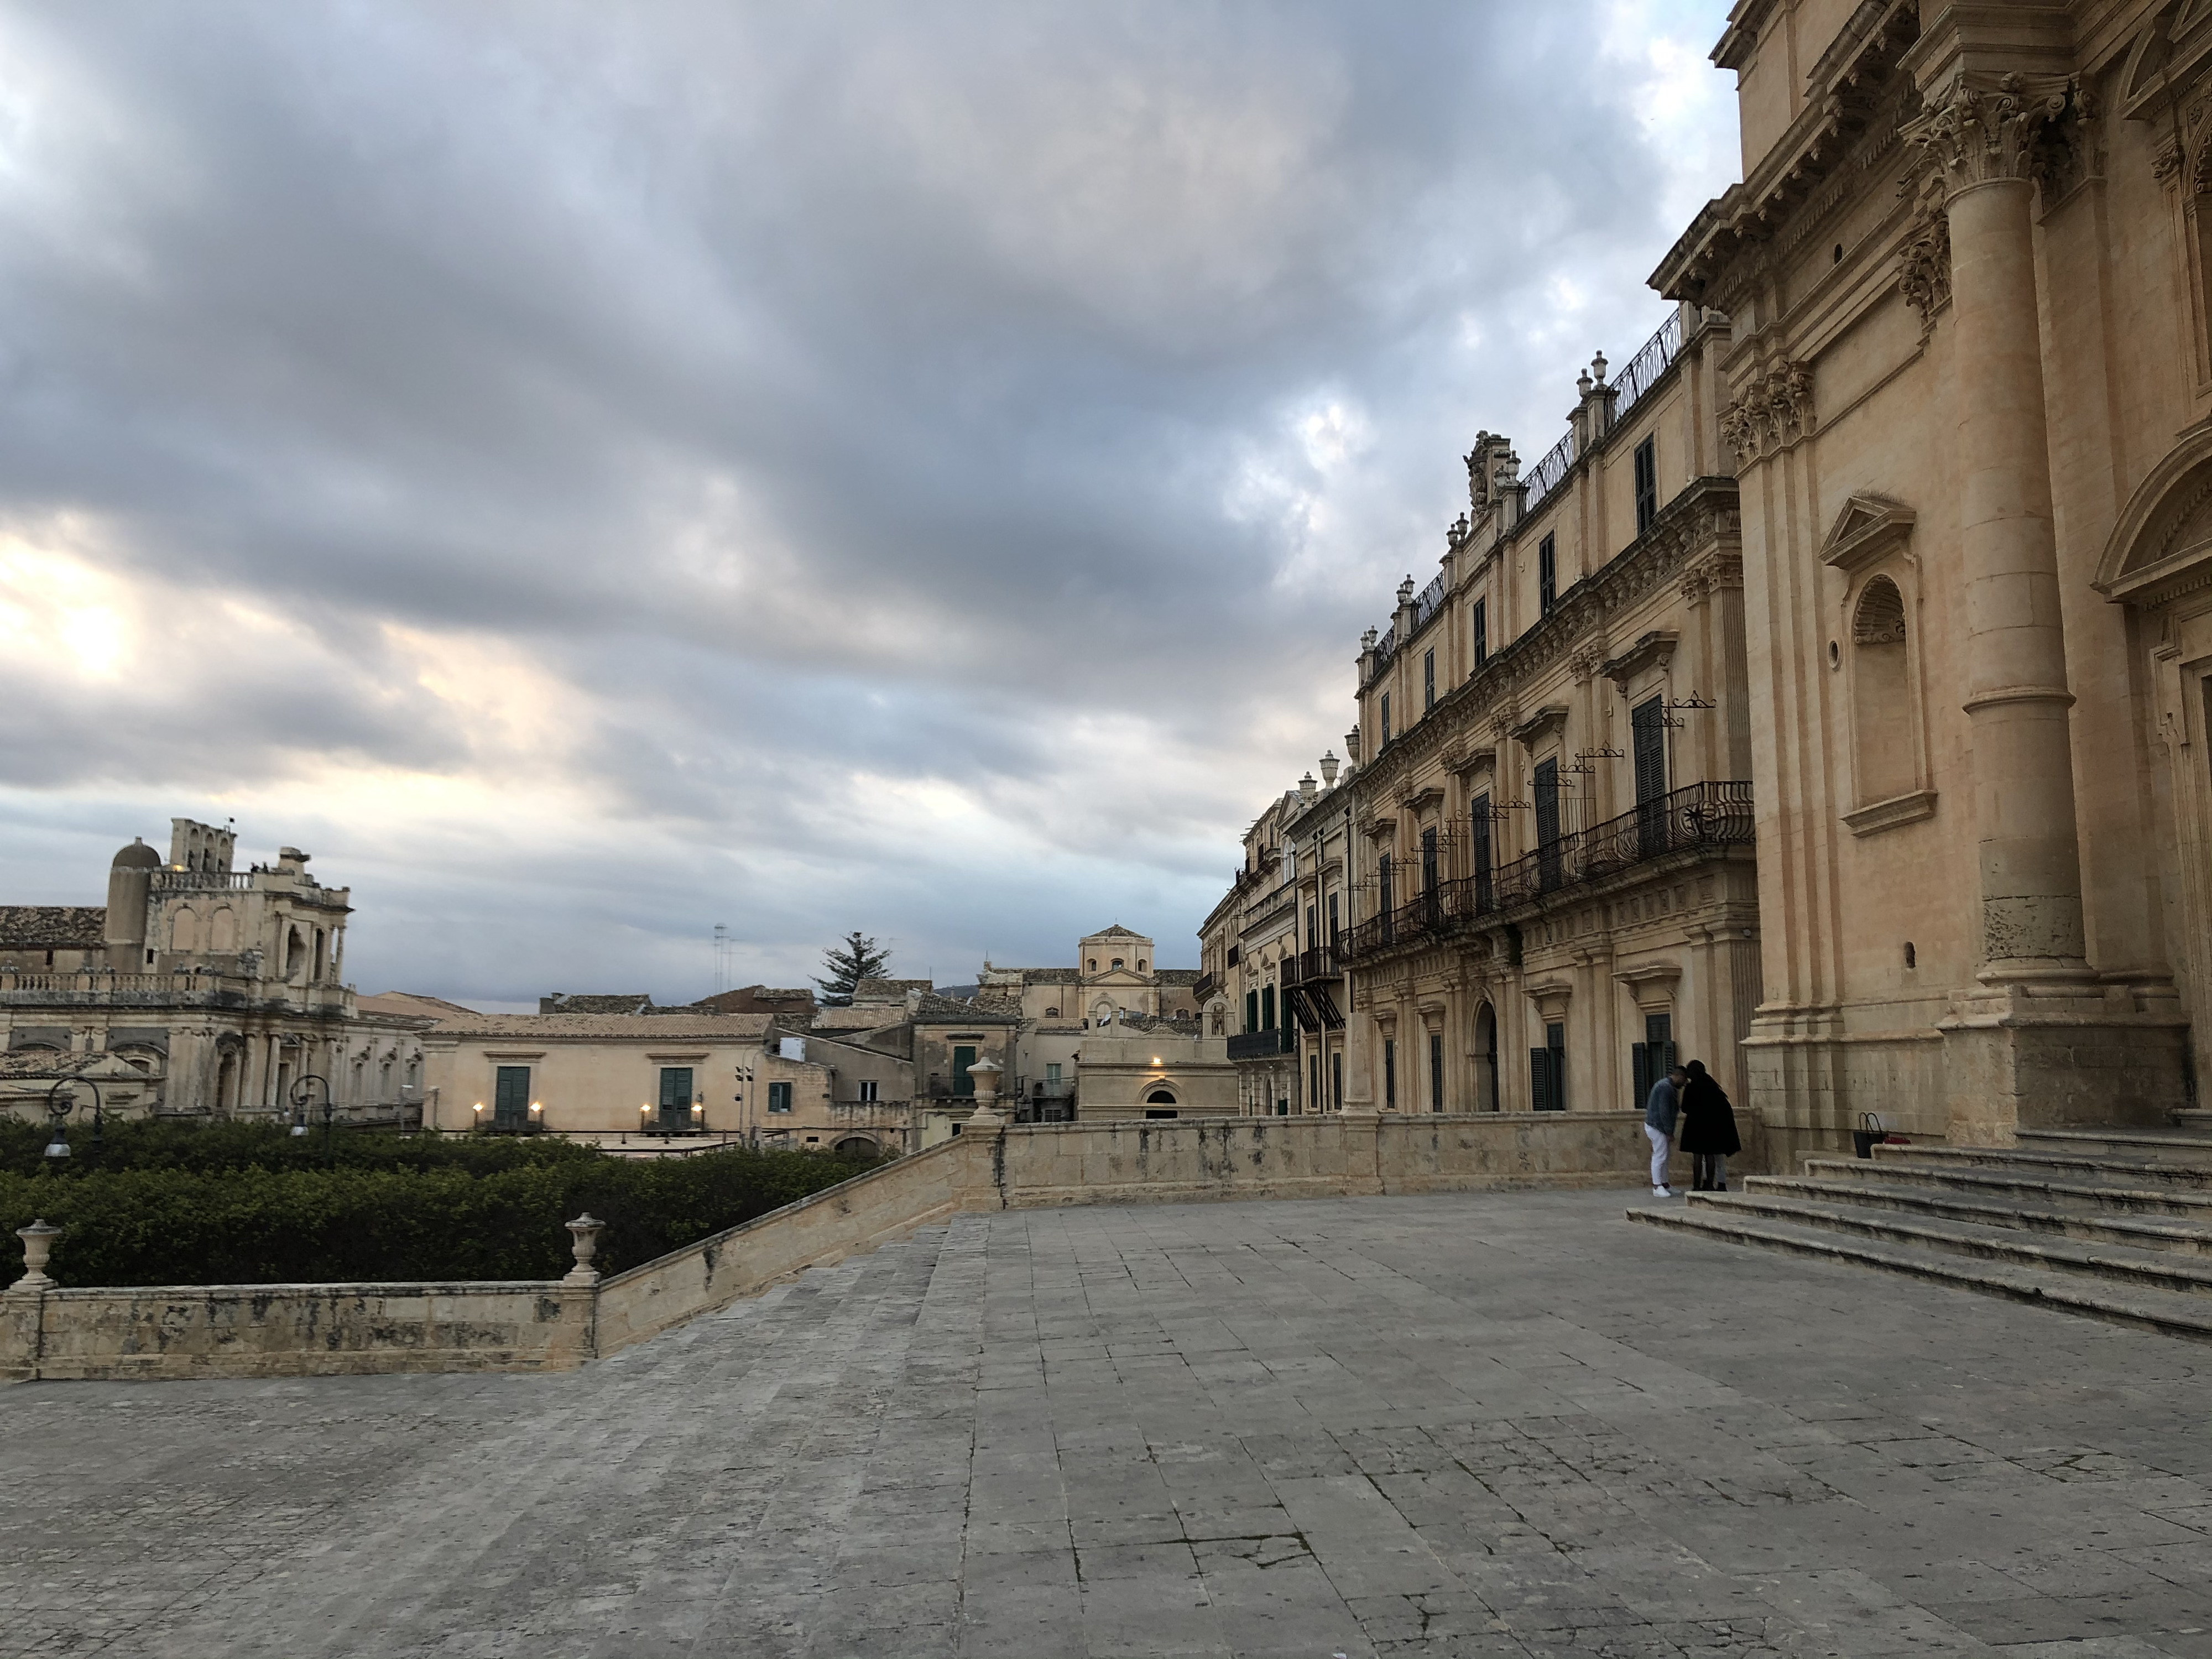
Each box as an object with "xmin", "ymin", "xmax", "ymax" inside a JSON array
[{"xmin": 3, "ymin": 1108, "xmax": 1749, "ymax": 1381}]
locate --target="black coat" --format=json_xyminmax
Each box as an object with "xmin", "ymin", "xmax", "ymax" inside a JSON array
[{"xmin": 1677, "ymin": 1075, "xmax": 1741, "ymax": 1155}]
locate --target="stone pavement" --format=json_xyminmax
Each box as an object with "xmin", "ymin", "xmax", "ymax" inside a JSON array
[{"xmin": 4, "ymin": 1192, "xmax": 2212, "ymax": 1659}]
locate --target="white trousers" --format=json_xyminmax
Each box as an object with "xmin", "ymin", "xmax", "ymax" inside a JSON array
[{"xmin": 1646, "ymin": 1124, "xmax": 1672, "ymax": 1188}]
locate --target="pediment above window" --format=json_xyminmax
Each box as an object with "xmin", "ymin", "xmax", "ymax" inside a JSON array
[
  {"xmin": 2100, "ymin": 421, "xmax": 2212, "ymax": 608},
  {"xmin": 1509, "ymin": 705, "xmax": 1570, "ymax": 752},
  {"xmin": 1819, "ymin": 494, "xmax": 1916, "ymax": 576}
]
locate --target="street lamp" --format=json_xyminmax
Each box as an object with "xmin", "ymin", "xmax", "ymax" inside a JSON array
[
  {"xmin": 43, "ymin": 1078, "xmax": 103, "ymax": 1163},
  {"xmin": 290, "ymin": 1074, "xmax": 335, "ymax": 1163}
]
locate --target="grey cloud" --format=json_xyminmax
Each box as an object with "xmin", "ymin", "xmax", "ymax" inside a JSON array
[{"xmin": 0, "ymin": 0, "xmax": 1734, "ymax": 999}]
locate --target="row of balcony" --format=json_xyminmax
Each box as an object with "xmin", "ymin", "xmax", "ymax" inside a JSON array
[{"xmin": 1345, "ymin": 780, "xmax": 1752, "ymax": 962}]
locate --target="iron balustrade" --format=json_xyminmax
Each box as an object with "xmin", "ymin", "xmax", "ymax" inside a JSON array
[
  {"xmin": 1281, "ymin": 947, "xmax": 1339, "ymax": 987},
  {"xmin": 1610, "ymin": 309, "xmax": 1684, "ymax": 422},
  {"xmin": 1343, "ymin": 781, "xmax": 1752, "ymax": 961},
  {"xmin": 1522, "ymin": 430, "xmax": 1577, "ymax": 510},
  {"xmin": 1227, "ymin": 1029, "xmax": 1294, "ymax": 1060}
]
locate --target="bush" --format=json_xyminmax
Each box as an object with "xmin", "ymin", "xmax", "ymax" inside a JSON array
[
  {"xmin": 0, "ymin": 1132, "xmax": 890, "ymax": 1287},
  {"xmin": 0, "ymin": 1117, "xmax": 604, "ymax": 1178}
]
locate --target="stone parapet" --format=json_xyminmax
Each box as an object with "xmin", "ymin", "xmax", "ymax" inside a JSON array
[{"xmin": 2, "ymin": 1112, "xmax": 1700, "ymax": 1381}]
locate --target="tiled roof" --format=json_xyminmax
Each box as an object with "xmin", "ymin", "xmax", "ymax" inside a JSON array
[
  {"xmin": 1084, "ymin": 924, "xmax": 1146, "ymax": 940},
  {"xmin": 430, "ymin": 1013, "xmax": 774, "ymax": 1040},
  {"xmin": 357, "ymin": 992, "xmax": 477, "ymax": 1024},
  {"xmin": 809, "ymin": 1006, "xmax": 898, "ymax": 1031},
  {"xmin": 0, "ymin": 907, "xmax": 107, "ymax": 949},
  {"xmin": 851, "ymin": 978, "xmax": 933, "ymax": 1003},
  {"xmin": 1155, "ymin": 970, "xmax": 1201, "ymax": 985},
  {"xmin": 909, "ymin": 994, "xmax": 1021, "ymax": 1024},
  {"xmin": 1020, "ymin": 968, "xmax": 1079, "ymax": 983}
]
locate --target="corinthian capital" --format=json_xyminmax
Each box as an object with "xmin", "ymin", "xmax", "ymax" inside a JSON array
[{"xmin": 1902, "ymin": 71, "xmax": 2085, "ymax": 194}]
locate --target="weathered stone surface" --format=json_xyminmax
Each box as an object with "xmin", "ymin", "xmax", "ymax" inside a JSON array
[{"xmin": 4, "ymin": 1191, "xmax": 2211, "ymax": 1657}]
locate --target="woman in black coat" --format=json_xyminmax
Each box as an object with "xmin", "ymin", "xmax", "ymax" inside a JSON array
[{"xmin": 1677, "ymin": 1060, "xmax": 1741, "ymax": 1191}]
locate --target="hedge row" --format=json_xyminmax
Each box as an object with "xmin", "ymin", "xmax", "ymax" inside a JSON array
[
  {"xmin": 0, "ymin": 1118, "xmax": 606, "ymax": 1177},
  {"xmin": 0, "ymin": 1141, "xmax": 889, "ymax": 1287}
]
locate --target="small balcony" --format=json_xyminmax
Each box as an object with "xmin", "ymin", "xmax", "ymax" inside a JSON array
[
  {"xmin": 1227, "ymin": 1029, "xmax": 1293, "ymax": 1061},
  {"xmin": 1281, "ymin": 947, "xmax": 1339, "ymax": 988}
]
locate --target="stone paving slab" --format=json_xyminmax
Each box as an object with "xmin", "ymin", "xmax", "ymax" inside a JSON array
[{"xmin": 4, "ymin": 1191, "xmax": 2212, "ymax": 1657}]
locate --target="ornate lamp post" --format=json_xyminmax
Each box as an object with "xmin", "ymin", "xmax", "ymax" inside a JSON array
[
  {"xmin": 41, "ymin": 1078, "xmax": 104, "ymax": 1163},
  {"xmin": 290, "ymin": 1073, "xmax": 336, "ymax": 1162}
]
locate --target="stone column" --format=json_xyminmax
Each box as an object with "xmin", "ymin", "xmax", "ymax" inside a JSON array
[{"xmin": 1907, "ymin": 71, "xmax": 2092, "ymax": 985}]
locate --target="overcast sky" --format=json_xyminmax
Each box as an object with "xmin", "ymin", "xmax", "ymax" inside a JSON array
[{"xmin": 0, "ymin": 1, "xmax": 1739, "ymax": 1008}]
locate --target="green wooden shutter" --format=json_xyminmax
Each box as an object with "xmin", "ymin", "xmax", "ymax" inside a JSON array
[
  {"xmin": 953, "ymin": 1046, "xmax": 977, "ymax": 1097},
  {"xmin": 1530, "ymin": 1048, "xmax": 1550, "ymax": 1114}
]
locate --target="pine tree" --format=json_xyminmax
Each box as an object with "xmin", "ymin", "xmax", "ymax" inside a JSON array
[{"xmin": 813, "ymin": 932, "xmax": 892, "ymax": 1006}]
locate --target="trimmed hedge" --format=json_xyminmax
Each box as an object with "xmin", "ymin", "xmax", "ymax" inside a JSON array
[
  {"xmin": 0, "ymin": 1117, "xmax": 604, "ymax": 1178},
  {"xmin": 0, "ymin": 1130, "xmax": 890, "ymax": 1286}
]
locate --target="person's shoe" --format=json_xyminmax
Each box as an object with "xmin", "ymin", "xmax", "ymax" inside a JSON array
[{"xmin": 1653, "ymin": 1185, "xmax": 1673, "ymax": 1198}]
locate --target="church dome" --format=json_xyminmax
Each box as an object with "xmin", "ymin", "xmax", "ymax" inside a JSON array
[{"xmin": 110, "ymin": 838, "xmax": 161, "ymax": 870}]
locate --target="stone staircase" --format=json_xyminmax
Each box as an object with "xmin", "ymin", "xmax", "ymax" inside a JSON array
[{"xmin": 1626, "ymin": 1126, "xmax": 2212, "ymax": 1341}]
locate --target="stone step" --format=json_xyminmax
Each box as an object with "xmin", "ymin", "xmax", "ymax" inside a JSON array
[
  {"xmin": 1743, "ymin": 1175, "xmax": 2212, "ymax": 1257},
  {"xmin": 2016, "ymin": 1126, "xmax": 2212, "ymax": 1165},
  {"xmin": 1797, "ymin": 1156, "xmax": 2212, "ymax": 1221},
  {"xmin": 1625, "ymin": 1204, "xmax": 2212, "ymax": 1344},
  {"xmin": 1684, "ymin": 1191, "xmax": 2212, "ymax": 1298},
  {"xmin": 2171, "ymin": 1109, "xmax": 2212, "ymax": 1129},
  {"xmin": 1872, "ymin": 1142, "xmax": 2212, "ymax": 1190}
]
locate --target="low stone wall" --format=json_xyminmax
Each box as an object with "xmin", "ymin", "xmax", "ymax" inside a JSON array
[{"xmin": 3, "ymin": 1110, "xmax": 1724, "ymax": 1380}]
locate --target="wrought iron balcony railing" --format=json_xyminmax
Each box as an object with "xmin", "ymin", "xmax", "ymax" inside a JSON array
[
  {"xmin": 1227, "ymin": 1029, "xmax": 1294, "ymax": 1061},
  {"xmin": 1344, "ymin": 781, "xmax": 1752, "ymax": 962},
  {"xmin": 1281, "ymin": 947, "xmax": 1339, "ymax": 988}
]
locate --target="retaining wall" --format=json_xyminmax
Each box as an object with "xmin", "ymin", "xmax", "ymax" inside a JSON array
[{"xmin": 4, "ymin": 1109, "xmax": 1713, "ymax": 1381}]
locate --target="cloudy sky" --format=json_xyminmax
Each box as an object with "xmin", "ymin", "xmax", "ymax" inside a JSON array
[{"xmin": 0, "ymin": 1, "xmax": 1739, "ymax": 1008}]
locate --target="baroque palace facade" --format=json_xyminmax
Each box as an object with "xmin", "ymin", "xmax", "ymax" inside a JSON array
[{"xmin": 1209, "ymin": 0, "xmax": 2212, "ymax": 1159}]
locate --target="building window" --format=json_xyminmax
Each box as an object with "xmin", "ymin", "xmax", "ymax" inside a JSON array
[
  {"xmin": 1528, "ymin": 1021, "xmax": 1567, "ymax": 1110},
  {"xmin": 1245, "ymin": 990, "xmax": 1259, "ymax": 1033},
  {"xmin": 857, "ymin": 1079, "xmax": 879, "ymax": 1103},
  {"xmin": 1046, "ymin": 1062, "xmax": 1062, "ymax": 1084},
  {"xmin": 1306, "ymin": 904, "xmax": 1318, "ymax": 951},
  {"xmin": 1261, "ymin": 985, "xmax": 1276, "ymax": 1031},
  {"xmin": 493, "ymin": 1065, "xmax": 529, "ymax": 1131},
  {"xmin": 1423, "ymin": 649, "xmax": 1435, "ymax": 713},
  {"xmin": 1534, "ymin": 757, "xmax": 1562, "ymax": 890},
  {"xmin": 1631, "ymin": 1013, "xmax": 1675, "ymax": 1113},
  {"xmin": 1538, "ymin": 534, "xmax": 1557, "ymax": 617},
  {"xmin": 1381, "ymin": 692, "xmax": 1391, "ymax": 747},
  {"xmin": 952, "ymin": 1045, "xmax": 977, "ymax": 1096},
  {"xmin": 1634, "ymin": 436, "xmax": 1658, "ymax": 535},
  {"xmin": 1308, "ymin": 1053, "xmax": 1320, "ymax": 1111},
  {"xmin": 1384, "ymin": 1038, "xmax": 1397, "ymax": 1110},
  {"xmin": 1378, "ymin": 853, "xmax": 1394, "ymax": 943},
  {"xmin": 1138, "ymin": 961, "xmax": 1146, "ymax": 972},
  {"xmin": 1470, "ymin": 795, "xmax": 1493, "ymax": 911},
  {"xmin": 1088, "ymin": 959, "xmax": 1097, "ymax": 970},
  {"xmin": 658, "ymin": 1067, "xmax": 694, "ymax": 1130},
  {"xmin": 1331, "ymin": 1048, "xmax": 1343, "ymax": 1110},
  {"xmin": 768, "ymin": 1081, "xmax": 794, "ymax": 1113},
  {"xmin": 1632, "ymin": 695, "xmax": 1670, "ymax": 855},
  {"xmin": 1430, "ymin": 1032, "xmax": 1445, "ymax": 1113},
  {"xmin": 1327, "ymin": 892, "xmax": 1340, "ymax": 951},
  {"xmin": 1473, "ymin": 597, "xmax": 1488, "ymax": 667}
]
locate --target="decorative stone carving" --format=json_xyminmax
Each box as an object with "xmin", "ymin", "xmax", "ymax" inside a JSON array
[
  {"xmin": 1720, "ymin": 362, "xmax": 1815, "ymax": 462},
  {"xmin": 1897, "ymin": 170, "xmax": 1953, "ymax": 331},
  {"xmin": 1901, "ymin": 71, "xmax": 2083, "ymax": 194}
]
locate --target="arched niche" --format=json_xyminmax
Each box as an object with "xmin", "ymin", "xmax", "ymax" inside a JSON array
[
  {"xmin": 2096, "ymin": 419, "xmax": 2212, "ymax": 607},
  {"xmin": 1822, "ymin": 493, "xmax": 1936, "ymax": 834}
]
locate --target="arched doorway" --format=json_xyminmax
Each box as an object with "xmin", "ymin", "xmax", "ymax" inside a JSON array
[
  {"xmin": 1146, "ymin": 1089, "xmax": 1176, "ymax": 1105},
  {"xmin": 832, "ymin": 1136, "xmax": 878, "ymax": 1157},
  {"xmin": 1473, "ymin": 1003, "xmax": 1499, "ymax": 1112}
]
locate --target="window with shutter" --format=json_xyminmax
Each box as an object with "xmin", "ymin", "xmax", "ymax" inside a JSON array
[
  {"xmin": 1547, "ymin": 1022, "xmax": 1567, "ymax": 1111},
  {"xmin": 493, "ymin": 1066, "xmax": 530, "ymax": 1131},
  {"xmin": 1423, "ymin": 649, "xmax": 1435, "ymax": 712},
  {"xmin": 1378, "ymin": 854, "xmax": 1395, "ymax": 943},
  {"xmin": 1261, "ymin": 985, "xmax": 1275, "ymax": 1031},
  {"xmin": 1633, "ymin": 696, "xmax": 1668, "ymax": 856},
  {"xmin": 1534, "ymin": 758, "xmax": 1562, "ymax": 890},
  {"xmin": 1430, "ymin": 1032, "xmax": 1444, "ymax": 1112},
  {"xmin": 1473, "ymin": 598, "xmax": 1488, "ymax": 666},
  {"xmin": 1245, "ymin": 990, "xmax": 1259, "ymax": 1033},
  {"xmin": 1381, "ymin": 693, "xmax": 1391, "ymax": 747},
  {"xmin": 952, "ymin": 1046, "xmax": 977, "ymax": 1096},
  {"xmin": 1538, "ymin": 535, "xmax": 1557, "ymax": 617},
  {"xmin": 1420, "ymin": 828, "xmax": 1440, "ymax": 927},
  {"xmin": 658, "ymin": 1067, "xmax": 693, "ymax": 1131},
  {"xmin": 1634, "ymin": 436, "xmax": 1658, "ymax": 534},
  {"xmin": 1470, "ymin": 795, "xmax": 1493, "ymax": 912},
  {"xmin": 1384, "ymin": 1038, "xmax": 1397, "ymax": 1110},
  {"xmin": 1529, "ymin": 1047, "xmax": 1550, "ymax": 1114}
]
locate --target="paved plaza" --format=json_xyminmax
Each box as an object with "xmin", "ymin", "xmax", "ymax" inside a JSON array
[{"xmin": 5, "ymin": 1191, "xmax": 2212, "ymax": 1658}]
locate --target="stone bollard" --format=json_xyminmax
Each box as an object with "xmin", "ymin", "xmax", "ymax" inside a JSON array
[
  {"xmin": 564, "ymin": 1213, "xmax": 604, "ymax": 1286},
  {"xmin": 11, "ymin": 1219, "xmax": 61, "ymax": 1292}
]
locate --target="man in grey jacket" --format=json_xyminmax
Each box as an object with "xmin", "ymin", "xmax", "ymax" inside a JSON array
[{"xmin": 1644, "ymin": 1064, "xmax": 1687, "ymax": 1197}]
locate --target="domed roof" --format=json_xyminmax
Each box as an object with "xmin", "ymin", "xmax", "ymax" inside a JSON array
[{"xmin": 110, "ymin": 838, "xmax": 161, "ymax": 870}]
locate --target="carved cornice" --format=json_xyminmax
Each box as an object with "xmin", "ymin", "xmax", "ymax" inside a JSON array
[{"xmin": 1600, "ymin": 630, "xmax": 1679, "ymax": 695}]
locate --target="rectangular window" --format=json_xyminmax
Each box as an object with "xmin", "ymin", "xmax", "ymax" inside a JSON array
[
  {"xmin": 1631, "ymin": 1013, "xmax": 1674, "ymax": 1113},
  {"xmin": 1381, "ymin": 692, "xmax": 1392, "ymax": 747},
  {"xmin": 1046, "ymin": 1062, "xmax": 1062, "ymax": 1084},
  {"xmin": 1535, "ymin": 757, "xmax": 1562, "ymax": 890},
  {"xmin": 1378, "ymin": 853, "xmax": 1394, "ymax": 943},
  {"xmin": 493, "ymin": 1065, "xmax": 530, "ymax": 1131},
  {"xmin": 1384, "ymin": 1038, "xmax": 1397, "ymax": 1111},
  {"xmin": 1308, "ymin": 1053, "xmax": 1320, "ymax": 1112},
  {"xmin": 1327, "ymin": 892, "xmax": 1340, "ymax": 951},
  {"xmin": 1470, "ymin": 795, "xmax": 1493, "ymax": 912},
  {"xmin": 1420, "ymin": 826, "xmax": 1441, "ymax": 926},
  {"xmin": 1430, "ymin": 1031, "xmax": 1444, "ymax": 1113},
  {"xmin": 1261, "ymin": 984, "xmax": 1276, "ymax": 1031},
  {"xmin": 1306, "ymin": 903, "xmax": 1318, "ymax": 952},
  {"xmin": 1473, "ymin": 597, "xmax": 1488, "ymax": 667},
  {"xmin": 658, "ymin": 1066, "xmax": 693, "ymax": 1131},
  {"xmin": 1633, "ymin": 694, "xmax": 1670, "ymax": 858},
  {"xmin": 1245, "ymin": 990, "xmax": 1259, "ymax": 1034},
  {"xmin": 952, "ymin": 1045, "xmax": 977, "ymax": 1096},
  {"xmin": 1634, "ymin": 436, "xmax": 1658, "ymax": 535},
  {"xmin": 767, "ymin": 1080, "xmax": 794, "ymax": 1114},
  {"xmin": 857, "ymin": 1079, "xmax": 879, "ymax": 1103},
  {"xmin": 1331, "ymin": 1048, "xmax": 1343, "ymax": 1110},
  {"xmin": 1548, "ymin": 1022, "xmax": 1567, "ymax": 1110},
  {"xmin": 1538, "ymin": 534, "xmax": 1557, "ymax": 617},
  {"xmin": 1422, "ymin": 649, "xmax": 1435, "ymax": 713}
]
